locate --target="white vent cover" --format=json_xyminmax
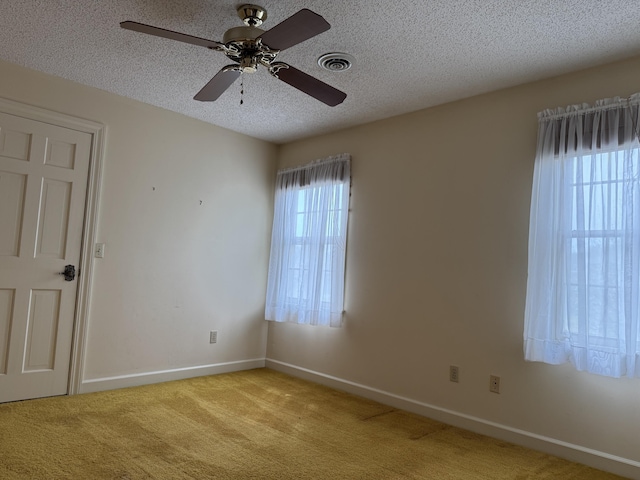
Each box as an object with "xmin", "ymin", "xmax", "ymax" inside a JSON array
[{"xmin": 318, "ymin": 53, "xmax": 355, "ymax": 72}]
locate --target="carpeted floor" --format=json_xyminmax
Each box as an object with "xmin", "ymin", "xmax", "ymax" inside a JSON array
[{"xmin": 0, "ymin": 368, "xmax": 628, "ymax": 479}]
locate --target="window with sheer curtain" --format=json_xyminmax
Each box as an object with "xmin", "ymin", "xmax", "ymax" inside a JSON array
[
  {"xmin": 524, "ymin": 94, "xmax": 640, "ymax": 378},
  {"xmin": 265, "ymin": 154, "xmax": 350, "ymax": 327}
]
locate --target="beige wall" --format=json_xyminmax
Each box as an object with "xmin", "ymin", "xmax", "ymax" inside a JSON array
[
  {"xmin": 0, "ymin": 60, "xmax": 276, "ymax": 382},
  {"xmin": 269, "ymin": 55, "xmax": 640, "ymax": 468}
]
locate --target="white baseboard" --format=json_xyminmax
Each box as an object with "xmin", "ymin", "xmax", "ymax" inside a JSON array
[
  {"xmin": 80, "ymin": 358, "xmax": 265, "ymax": 394},
  {"xmin": 266, "ymin": 358, "xmax": 640, "ymax": 480}
]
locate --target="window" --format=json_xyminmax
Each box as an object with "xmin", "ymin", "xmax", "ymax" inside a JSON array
[
  {"xmin": 265, "ymin": 154, "xmax": 350, "ymax": 327},
  {"xmin": 524, "ymin": 95, "xmax": 640, "ymax": 378}
]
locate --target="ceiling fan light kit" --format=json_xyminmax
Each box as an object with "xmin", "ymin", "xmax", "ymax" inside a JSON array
[{"xmin": 120, "ymin": 4, "xmax": 347, "ymax": 106}]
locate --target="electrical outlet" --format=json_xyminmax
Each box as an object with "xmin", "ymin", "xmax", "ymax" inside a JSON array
[
  {"xmin": 449, "ymin": 365, "xmax": 459, "ymax": 383},
  {"xmin": 209, "ymin": 330, "xmax": 218, "ymax": 344},
  {"xmin": 94, "ymin": 243, "xmax": 105, "ymax": 258},
  {"xmin": 489, "ymin": 375, "xmax": 500, "ymax": 394}
]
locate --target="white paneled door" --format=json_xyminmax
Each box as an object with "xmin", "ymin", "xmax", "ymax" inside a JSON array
[{"xmin": 0, "ymin": 111, "xmax": 91, "ymax": 403}]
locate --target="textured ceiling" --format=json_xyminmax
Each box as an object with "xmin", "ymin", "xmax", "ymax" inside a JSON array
[{"xmin": 1, "ymin": 1, "xmax": 640, "ymax": 144}]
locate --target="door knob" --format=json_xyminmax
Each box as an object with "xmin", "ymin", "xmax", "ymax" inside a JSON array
[{"xmin": 58, "ymin": 265, "xmax": 76, "ymax": 281}]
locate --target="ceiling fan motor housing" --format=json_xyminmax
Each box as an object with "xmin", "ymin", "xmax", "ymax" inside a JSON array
[
  {"xmin": 222, "ymin": 6, "xmax": 279, "ymax": 74},
  {"xmin": 221, "ymin": 25, "xmax": 277, "ymax": 72},
  {"xmin": 222, "ymin": 26, "xmax": 264, "ymax": 44}
]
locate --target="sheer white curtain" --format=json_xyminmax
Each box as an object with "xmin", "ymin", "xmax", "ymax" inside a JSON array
[
  {"xmin": 265, "ymin": 154, "xmax": 350, "ymax": 327},
  {"xmin": 524, "ymin": 94, "xmax": 640, "ymax": 378}
]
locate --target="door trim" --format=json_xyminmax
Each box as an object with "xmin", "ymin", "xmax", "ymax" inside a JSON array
[{"xmin": 0, "ymin": 97, "xmax": 105, "ymax": 396}]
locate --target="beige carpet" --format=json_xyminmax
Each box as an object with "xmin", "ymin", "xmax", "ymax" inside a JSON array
[{"xmin": 0, "ymin": 368, "xmax": 627, "ymax": 479}]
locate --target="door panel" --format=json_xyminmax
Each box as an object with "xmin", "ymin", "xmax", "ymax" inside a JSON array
[
  {"xmin": 0, "ymin": 111, "xmax": 91, "ymax": 403},
  {"xmin": 0, "ymin": 289, "xmax": 14, "ymax": 374},
  {"xmin": 24, "ymin": 289, "xmax": 61, "ymax": 371},
  {"xmin": 0, "ymin": 127, "xmax": 31, "ymax": 161},
  {"xmin": 0, "ymin": 171, "xmax": 26, "ymax": 256},
  {"xmin": 46, "ymin": 139, "xmax": 76, "ymax": 170},
  {"xmin": 36, "ymin": 179, "xmax": 72, "ymax": 259}
]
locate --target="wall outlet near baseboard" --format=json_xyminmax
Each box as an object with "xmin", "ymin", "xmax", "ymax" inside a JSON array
[
  {"xmin": 209, "ymin": 330, "xmax": 218, "ymax": 344},
  {"xmin": 489, "ymin": 374, "xmax": 500, "ymax": 394},
  {"xmin": 449, "ymin": 365, "xmax": 459, "ymax": 383}
]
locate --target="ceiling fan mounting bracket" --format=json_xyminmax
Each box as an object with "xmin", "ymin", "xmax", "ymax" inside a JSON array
[
  {"xmin": 268, "ymin": 62, "xmax": 289, "ymax": 78},
  {"xmin": 237, "ymin": 4, "xmax": 267, "ymax": 27}
]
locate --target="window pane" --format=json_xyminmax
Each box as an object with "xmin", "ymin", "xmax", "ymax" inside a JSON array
[{"xmin": 566, "ymin": 149, "xmax": 639, "ymax": 342}]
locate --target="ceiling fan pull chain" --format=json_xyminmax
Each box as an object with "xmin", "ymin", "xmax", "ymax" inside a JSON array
[{"xmin": 240, "ymin": 75, "xmax": 244, "ymax": 105}]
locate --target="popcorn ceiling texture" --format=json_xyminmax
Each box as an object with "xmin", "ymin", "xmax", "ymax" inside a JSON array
[{"xmin": 1, "ymin": 0, "xmax": 640, "ymax": 143}]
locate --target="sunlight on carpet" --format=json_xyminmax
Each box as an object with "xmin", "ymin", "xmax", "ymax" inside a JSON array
[{"xmin": 0, "ymin": 368, "xmax": 627, "ymax": 479}]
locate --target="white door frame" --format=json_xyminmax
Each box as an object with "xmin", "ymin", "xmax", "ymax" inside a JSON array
[{"xmin": 0, "ymin": 97, "xmax": 104, "ymax": 396}]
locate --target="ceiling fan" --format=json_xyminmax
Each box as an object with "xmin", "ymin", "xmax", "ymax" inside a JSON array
[{"xmin": 120, "ymin": 4, "xmax": 347, "ymax": 106}]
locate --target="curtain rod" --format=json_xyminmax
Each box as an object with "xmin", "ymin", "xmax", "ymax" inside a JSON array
[
  {"xmin": 538, "ymin": 93, "xmax": 640, "ymax": 121},
  {"xmin": 277, "ymin": 153, "xmax": 350, "ymax": 174}
]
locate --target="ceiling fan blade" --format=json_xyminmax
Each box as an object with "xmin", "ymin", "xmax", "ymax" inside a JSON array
[
  {"xmin": 194, "ymin": 66, "xmax": 242, "ymax": 101},
  {"xmin": 120, "ymin": 21, "xmax": 224, "ymax": 50},
  {"xmin": 271, "ymin": 63, "xmax": 346, "ymax": 107},
  {"xmin": 258, "ymin": 9, "xmax": 330, "ymax": 51}
]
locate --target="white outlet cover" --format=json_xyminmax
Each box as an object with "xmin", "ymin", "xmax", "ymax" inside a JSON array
[{"xmin": 490, "ymin": 375, "xmax": 500, "ymax": 393}]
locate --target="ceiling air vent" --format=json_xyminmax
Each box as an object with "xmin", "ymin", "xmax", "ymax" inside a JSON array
[{"xmin": 318, "ymin": 53, "xmax": 354, "ymax": 72}]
